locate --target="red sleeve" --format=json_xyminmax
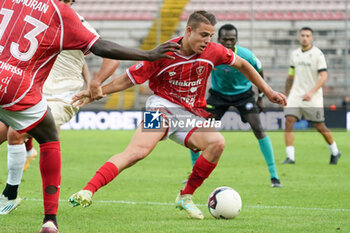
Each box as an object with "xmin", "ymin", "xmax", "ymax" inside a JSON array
[
  {"xmin": 59, "ymin": 5, "xmax": 99, "ymax": 54},
  {"xmin": 210, "ymin": 43, "xmax": 236, "ymax": 66},
  {"xmin": 126, "ymin": 60, "xmax": 160, "ymax": 84}
]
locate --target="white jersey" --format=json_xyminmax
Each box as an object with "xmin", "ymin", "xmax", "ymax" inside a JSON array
[
  {"xmin": 43, "ymin": 14, "xmax": 99, "ymax": 103},
  {"xmin": 287, "ymin": 46, "xmax": 327, "ymax": 108}
]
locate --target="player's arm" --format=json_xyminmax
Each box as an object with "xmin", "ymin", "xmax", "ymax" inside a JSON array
[
  {"xmin": 302, "ymin": 70, "xmax": 328, "ymax": 101},
  {"xmin": 90, "ymin": 59, "xmax": 120, "ymax": 100},
  {"xmin": 232, "ymin": 56, "xmax": 287, "ymax": 106},
  {"xmin": 72, "ymin": 72, "xmax": 133, "ymax": 108},
  {"xmin": 285, "ymin": 67, "xmax": 295, "ymax": 97},
  {"xmin": 90, "ymin": 39, "xmax": 180, "ymax": 61},
  {"xmin": 256, "ymin": 69, "xmax": 265, "ymax": 112},
  {"xmin": 101, "ymin": 72, "xmax": 133, "ymax": 95},
  {"xmin": 81, "ymin": 60, "xmax": 90, "ymax": 90}
]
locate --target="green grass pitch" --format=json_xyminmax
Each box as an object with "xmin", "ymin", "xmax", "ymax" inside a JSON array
[{"xmin": 0, "ymin": 130, "xmax": 349, "ymax": 232}]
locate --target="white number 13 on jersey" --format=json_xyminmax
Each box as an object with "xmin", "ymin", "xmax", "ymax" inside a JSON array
[{"xmin": 0, "ymin": 8, "xmax": 48, "ymax": 61}]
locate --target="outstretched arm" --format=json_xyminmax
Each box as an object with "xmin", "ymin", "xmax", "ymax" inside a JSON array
[
  {"xmin": 90, "ymin": 39, "xmax": 180, "ymax": 61},
  {"xmin": 90, "ymin": 59, "xmax": 120, "ymax": 100},
  {"xmin": 71, "ymin": 72, "xmax": 133, "ymax": 108},
  {"xmin": 232, "ymin": 56, "xmax": 287, "ymax": 106},
  {"xmin": 101, "ymin": 72, "xmax": 134, "ymax": 95}
]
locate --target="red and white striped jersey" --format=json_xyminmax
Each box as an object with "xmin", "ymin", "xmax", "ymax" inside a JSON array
[
  {"xmin": 0, "ymin": 0, "xmax": 99, "ymax": 111},
  {"xmin": 127, "ymin": 37, "xmax": 236, "ymax": 117}
]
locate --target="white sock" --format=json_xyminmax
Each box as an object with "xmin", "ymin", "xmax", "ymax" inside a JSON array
[
  {"xmin": 286, "ymin": 146, "xmax": 295, "ymax": 161},
  {"xmin": 7, "ymin": 144, "xmax": 26, "ymax": 185},
  {"xmin": 328, "ymin": 142, "xmax": 339, "ymax": 156},
  {"xmin": 26, "ymin": 147, "xmax": 35, "ymax": 158}
]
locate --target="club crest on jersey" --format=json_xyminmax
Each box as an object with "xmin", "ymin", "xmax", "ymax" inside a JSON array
[
  {"xmin": 168, "ymin": 71, "xmax": 176, "ymax": 77},
  {"xmin": 196, "ymin": 66, "xmax": 205, "ymax": 76}
]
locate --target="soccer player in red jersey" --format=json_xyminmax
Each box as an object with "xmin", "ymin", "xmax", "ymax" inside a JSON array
[
  {"xmin": 69, "ymin": 11, "xmax": 287, "ymax": 221},
  {"xmin": 0, "ymin": 0, "xmax": 179, "ymax": 232}
]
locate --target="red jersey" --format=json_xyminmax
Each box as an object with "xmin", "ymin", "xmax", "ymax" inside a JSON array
[
  {"xmin": 0, "ymin": 0, "xmax": 99, "ymax": 111},
  {"xmin": 126, "ymin": 37, "xmax": 236, "ymax": 117}
]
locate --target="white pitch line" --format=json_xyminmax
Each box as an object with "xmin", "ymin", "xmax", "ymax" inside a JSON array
[{"xmin": 24, "ymin": 198, "xmax": 350, "ymax": 212}]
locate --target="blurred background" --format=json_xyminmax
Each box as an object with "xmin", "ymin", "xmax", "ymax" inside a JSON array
[{"xmin": 72, "ymin": 0, "xmax": 350, "ymax": 111}]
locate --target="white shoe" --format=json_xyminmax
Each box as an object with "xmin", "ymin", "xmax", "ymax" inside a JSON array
[
  {"xmin": 0, "ymin": 195, "xmax": 22, "ymax": 215},
  {"xmin": 68, "ymin": 190, "xmax": 93, "ymax": 208},
  {"xmin": 175, "ymin": 192, "xmax": 204, "ymax": 220},
  {"xmin": 39, "ymin": 220, "xmax": 58, "ymax": 233},
  {"xmin": 23, "ymin": 148, "xmax": 38, "ymax": 171}
]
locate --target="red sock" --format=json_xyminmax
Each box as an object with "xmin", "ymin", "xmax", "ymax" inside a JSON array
[
  {"xmin": 25, "ymin": 138, "xmax": 33, "ymax": 151},
  {"xmin": 83, "ymin": 162, "xmax": 119, "ymax": 194},
  {"xmin": 39, "ymin": 141, "xmax": 61, "ymax": 215},
  {"xmin": 181, "ymin": 155, "xmax": 217, "ymax": 195}
]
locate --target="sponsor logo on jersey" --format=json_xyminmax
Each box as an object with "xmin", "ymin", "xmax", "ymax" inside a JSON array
[
  {"xmin": 168, "ymin": 78, "xmax": 203, "ymax": 87},
  {"xmin": 297, "ymin": 61, "xmax": 311, "ymax": 67}
]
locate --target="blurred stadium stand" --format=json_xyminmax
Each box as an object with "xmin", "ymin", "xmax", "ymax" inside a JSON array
[{"xmin": 73, "ymin": 0, "xmax": 350, "ymax": 110}]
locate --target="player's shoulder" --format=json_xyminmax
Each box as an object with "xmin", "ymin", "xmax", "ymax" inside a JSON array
[
  {"xmin": 204, "ymin": 42, "xmax": 232, "ymax": 57},
  {"xmin": 170, "ymin": 37, "xmax": 183, "ymax": 44},
  {"xmin": 236, "ymin": 45, "xmax": 253, "ymax": 59},
  {"xmin": 55, "ymin": 1, "xmax": 79, "ymax": 19},
  {"xmin": 290, "ymin": 47, "xmax": 301, "ymax": 57},
  {"xmin": 207, "ymin": 41, "xmax": 225, "ymax": 50},
  {"xmin": 311, "ymin": 46, "xmax": 325, "ymax": 55}
]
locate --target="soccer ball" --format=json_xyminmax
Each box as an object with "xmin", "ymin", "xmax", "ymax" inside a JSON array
[{"xmin": 208, "ymin": 186, "xmax": 242, "ymax": 219}]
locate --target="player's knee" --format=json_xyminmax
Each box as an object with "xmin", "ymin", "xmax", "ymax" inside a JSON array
[
  {"xmin": 8, "ymin": 130, "xmax": 26, "ymax": 145},
  {"xmin": 285, "ymin": 117, "xmax": 295, "ymax": 129},
  {"xmin": 210, "ymin": 135, "xmax": 225, "ymax": 155}
]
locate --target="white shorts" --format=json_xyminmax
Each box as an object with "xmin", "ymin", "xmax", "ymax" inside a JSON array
[
  {"xmin": 145, "ymin": 95, "xmax": 205, "ymax": 151},
  {"xmin": 285, "ymin": 94, "xmax": 324, "ymax": 122},
  {"xmin": 47, "ymin": 99, "xmax": 79, "ymax": 126},
  {"xmin": 0, "ymin": 98, "xmax": 48, "ymax": 133}
]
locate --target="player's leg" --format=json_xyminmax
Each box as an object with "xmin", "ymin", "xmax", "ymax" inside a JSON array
[
  {"xmin": 0, "ymin": 120, "xmax": 9, "ymax": 144},
  {"xmin": 304, "ymin": 107, "xmax": 341, "ymax": 164},
  {"xmin": 0, "ymin": 128, "xmax": 27, "ymax": 215},
  {"xmin": 235, "ymin": 89, "xmax": 281, "ymax": 186},
  {"xmin": 176, "ymin": 128, "xmax": 225, "ymax": 219},
  {"xmin": 69, "ymin": 124, "xmax": 167, "ymax": 207},
  {"xmin": 23, "ymin": 137, "xmax": 38, "ymax": 171},
  {"xmin": 27, "ymin": 110, "xmax": 61, "ymax": 228},
  {"xmin": 313, "ymin": 122, "xmax": 341, "ymax": 164},
  {"xmin": 189, "ymin": 91, "xmax": 229, "ymax": 167},
  {"xmin": 185, "ymin": 128, "xmax": 225, "ymax": 189},
  {"xmin": 283, "ymin": 115, "xmax": 298, "ymax": 164},
  {"xmin": 243, "ymin": 113, "xmax": 281, "ymax": 187}
]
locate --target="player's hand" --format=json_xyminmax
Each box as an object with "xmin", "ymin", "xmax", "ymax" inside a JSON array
[
  {"xmin": 302, "ymin": 92, "xmax": 312, "ymax": 101},
  {"xmin": 90, "ymin": 81, "xmax": 106, "ymax": 100},
  {"xmin": 71, "ymin": 90, "xmax": 93, "ymax": 108},
  {"xmin": 257, "ymin": 98, "xmax": 264, "ymax": 112},
  {"xmin": 266, "ymin": 90, "xmax": 287, "ymax": 106},
  {"xmin": 147, "ymin": 41, "xmax": 180, "ymax": 60}
]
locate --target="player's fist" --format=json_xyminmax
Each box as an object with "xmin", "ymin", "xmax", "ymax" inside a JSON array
[
  {"xmin": 265, "ymin": 90, "xmax": 287, "ymax": 106},
  {"xmin": 71, "ymin": 90, "xmax": 93, "ymax": 108}
]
